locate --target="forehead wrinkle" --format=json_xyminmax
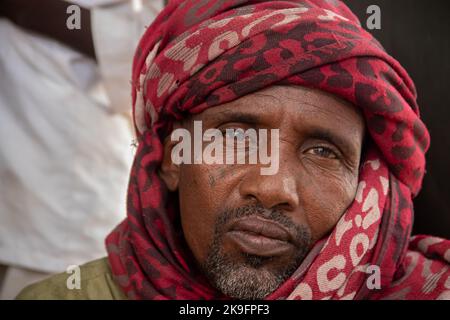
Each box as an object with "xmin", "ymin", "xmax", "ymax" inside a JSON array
[
  {"xmin": 293, "ymin": 101, "xmax": 360, "ymax": 125},
  {"xmin": 251, "ymin": 87, "xmax": 362, "ymax": 125},
  {"xmin": 252, "ymin": 92, "xmax": 284, "ymax": 102},
  {"xmin": 264, "ymin": 85, "xmax": 362, "ymax": 121},
  {"xmin": 228, "ymin": 93, "xmax": 282, "ymax": 111}
]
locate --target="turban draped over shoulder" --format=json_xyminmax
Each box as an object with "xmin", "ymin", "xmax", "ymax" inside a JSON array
[{"xmin": 106, "ymin": 0, "xmax": 450, "ymax": 300}]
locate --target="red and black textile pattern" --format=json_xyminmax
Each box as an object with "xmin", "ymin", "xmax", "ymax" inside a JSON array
[{"xmin": 106, "ymin": 0, "xmax": 450, "ymax": 300}]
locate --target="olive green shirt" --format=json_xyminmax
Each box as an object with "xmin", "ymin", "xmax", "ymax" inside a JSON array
[{"xmin": 16, "ymin": 257, "xmax": 127, "ymax": 300}]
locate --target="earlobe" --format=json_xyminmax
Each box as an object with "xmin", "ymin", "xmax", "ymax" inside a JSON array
[{"xmin": 159, "ymin": 133, "xmax": 180, "ymax": 192}]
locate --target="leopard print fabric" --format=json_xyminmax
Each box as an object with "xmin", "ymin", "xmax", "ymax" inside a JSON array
[{"xmin": 106, "ymin": 0, "xmax": 450, "ymax": 300}]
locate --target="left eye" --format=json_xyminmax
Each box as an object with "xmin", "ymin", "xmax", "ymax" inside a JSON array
[
  {"xmin": 307, "ymin": 146, "xmax": 338, "ymax": 159},
  {"xmin": 224, "ymin": 128, "xmax": 246, "ymax": 141}
]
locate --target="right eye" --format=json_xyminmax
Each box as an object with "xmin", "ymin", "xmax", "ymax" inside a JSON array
[
  {"xmin": 223, "ymin": 128, "xmax": 247, "ymax": 141},
  {"xmin": 219, "ymin": 126, "xmax": 258, "ymax": 153}
]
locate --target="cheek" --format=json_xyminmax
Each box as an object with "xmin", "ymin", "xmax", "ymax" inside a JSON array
[
  {"xmin": 299, "ymin": 168, "xmax": 358, "ymax": 242},
  {"xmin": 178, "ymin": 164, "xmax": 238, "ymax": 264}
]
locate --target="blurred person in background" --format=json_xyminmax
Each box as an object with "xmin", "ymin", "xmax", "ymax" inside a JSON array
[{"xmin": 0, "ymin": 0, "xmax": 164, "ymax": 299}]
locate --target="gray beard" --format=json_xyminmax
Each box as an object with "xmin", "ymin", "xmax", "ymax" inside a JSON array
[{"xmin": 200, "ymin": 204, "xmax": 312, "ymax": 300}]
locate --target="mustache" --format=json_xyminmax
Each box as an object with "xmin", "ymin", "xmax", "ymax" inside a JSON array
[{"xmin": 215, "ymin": 203, "xmax": 312, "ymax": 248}]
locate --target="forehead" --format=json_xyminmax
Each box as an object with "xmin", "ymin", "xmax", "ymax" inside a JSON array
[{"xmin": 188, "ymin": 85, "xmax": 364, "ymax": 133}]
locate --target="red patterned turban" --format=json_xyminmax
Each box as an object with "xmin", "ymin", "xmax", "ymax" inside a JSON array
[{"xmin": 106, "ymin": 0, "xmax": 450, "ymax": 300}]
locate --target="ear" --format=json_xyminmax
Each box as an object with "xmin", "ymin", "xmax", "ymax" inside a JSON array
[{"xmin": 159, "ymin": 123, "xmax": 182, "ymax": 192}]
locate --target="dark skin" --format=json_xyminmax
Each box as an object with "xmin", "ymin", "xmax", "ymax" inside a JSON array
[{"xmin": 160, "ymin": 85, "xmax": 365, "ymax": 298}]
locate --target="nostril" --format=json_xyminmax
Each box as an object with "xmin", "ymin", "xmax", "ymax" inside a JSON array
[
  {"xmin": 243, "ymin": 194, "xmax": 258, "ymax": 203},
  {"xmin": 238, "ymin": 171, "xmax": 299, "ymax": 211},
  {"xmin": 273, "ymin": 202, "xmax": 294, "ymax": 212}
]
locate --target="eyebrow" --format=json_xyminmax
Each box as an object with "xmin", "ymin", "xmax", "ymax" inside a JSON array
[
  {"xmin": 306, "ymin": 128, "xmax": 356, "ymax": 156},
  {"xmin": 204, "ymin": 110, "xmax": 262, "ymax": 126}
]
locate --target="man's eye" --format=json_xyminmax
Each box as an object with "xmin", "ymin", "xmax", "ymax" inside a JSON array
[
  {"xmin": 306, "ymin": 146, "xmax": 338, "ymax": 159},
  {"xmin": 225, "ymin": 129, "xmax": 245, "ymax": 140}
]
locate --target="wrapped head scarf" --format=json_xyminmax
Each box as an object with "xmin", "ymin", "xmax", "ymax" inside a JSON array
[{"xmin": 106, "ymin": 0, "xmax": 450, "ymax": 300}]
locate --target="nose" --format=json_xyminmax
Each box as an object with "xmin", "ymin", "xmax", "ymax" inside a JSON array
[{"xmin": 239, "ymin": 156, "xmax": 300, "ymax": 211}]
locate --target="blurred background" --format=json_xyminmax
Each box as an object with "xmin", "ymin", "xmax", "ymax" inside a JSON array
[
  {"xmin": 0, "ymin": 0, "xmax": 448, "ymax": 299},
  {"xmin": 0, "ymin": 0, "xmax": 165, "ymax": 299}
]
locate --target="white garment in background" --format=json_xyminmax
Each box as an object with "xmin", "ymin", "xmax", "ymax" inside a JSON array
[{"xmin": 0, "ymin": 0, "xmax": 164, "ymax": 273}]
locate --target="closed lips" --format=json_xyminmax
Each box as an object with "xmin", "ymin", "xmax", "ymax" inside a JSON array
[
  {"xmin": 225, "ymin": 216, "xmax": 295, "ymax": 257},
  {"xmin": 229, "ymin": 217, "xmax": 291, "ymax": 242}
]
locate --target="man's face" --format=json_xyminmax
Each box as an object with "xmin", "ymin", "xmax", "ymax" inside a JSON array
[{"xmin": 160, "ymin": 85, "xmax": 365, "ymax": 299}]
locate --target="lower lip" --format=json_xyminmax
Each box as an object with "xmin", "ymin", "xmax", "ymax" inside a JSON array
[{"xmin": 225, "ymin": 230, "xmax": 294, "ymax": 257}]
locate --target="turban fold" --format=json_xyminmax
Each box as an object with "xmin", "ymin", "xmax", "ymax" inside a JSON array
[{"xmin": 106, "ymin": 0, "xmax": 450, "ymax": 299}]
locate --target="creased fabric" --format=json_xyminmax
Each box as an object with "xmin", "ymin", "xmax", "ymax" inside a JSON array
[{"xmin": 106, "ymin": 0, "xmax": 450, "ymax": 300}]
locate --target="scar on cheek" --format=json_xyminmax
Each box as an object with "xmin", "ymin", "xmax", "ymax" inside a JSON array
[
  {"xmin": 208, "ymin": 166, "xmax": 237, "ymax": 187},
  {"xmin": 208, "ymin": 174, "xmax": 216, "ymax": 187}
]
